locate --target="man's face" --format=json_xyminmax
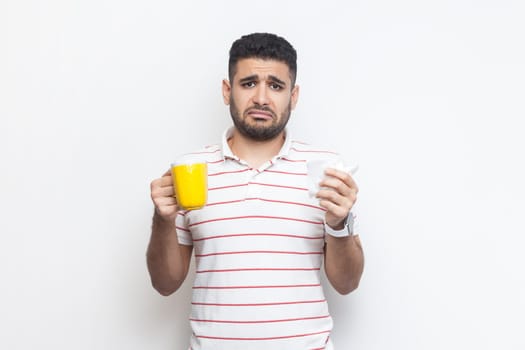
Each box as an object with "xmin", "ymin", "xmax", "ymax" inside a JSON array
[{"xmin": 223, "ymin": 58, "xmax": 299, "ymax": 141}]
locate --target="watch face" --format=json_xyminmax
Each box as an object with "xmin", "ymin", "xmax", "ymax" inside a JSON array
[{"xmin": 347, "ymin": 215, "xmax": 354, "ymax": 235}]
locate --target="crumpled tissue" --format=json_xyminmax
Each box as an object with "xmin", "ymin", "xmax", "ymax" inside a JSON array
[{"xmin": 306, "ymin": 160, "xmax": 359, "ymax": 198}]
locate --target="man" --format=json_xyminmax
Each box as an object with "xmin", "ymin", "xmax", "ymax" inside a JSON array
[{"xmin": 147, "ymin": 32, "xmax": 364, "ymax": 350}]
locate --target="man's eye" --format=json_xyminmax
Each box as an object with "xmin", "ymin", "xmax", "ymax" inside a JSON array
[
  {"xmin": 242, "ymin": 81, "xmax": 256, "ymax": 88},
  {"xmin": 269, "ymin": 83, "xmax": 283, "ymax": 90}
]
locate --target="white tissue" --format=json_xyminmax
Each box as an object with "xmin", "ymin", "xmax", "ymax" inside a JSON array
[{"xmin": 306, "ymin": 160, "xmax": 359, "ymax": 197}]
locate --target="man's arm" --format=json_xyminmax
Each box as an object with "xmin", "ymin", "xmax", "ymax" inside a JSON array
[
  {"xmin": 324, "ymin": 233, "xmax": 364, "ymax": 295},
  {"xmin": 316, "ymin": 168, "xmax": 364, "ymax": 295},
  {"xmin": 146, "ymin": 170, "xmax": 193, "ymax": 296}
]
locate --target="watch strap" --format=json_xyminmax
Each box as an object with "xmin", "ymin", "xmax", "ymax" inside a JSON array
[{"xmin": 324, "ymin": 212, "xmax": 354, "ymax": 237}]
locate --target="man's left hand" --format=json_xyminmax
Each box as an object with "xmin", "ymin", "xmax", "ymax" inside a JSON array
[{"xmin": 316, "ymin": 168, "xmax": 358, "ymax": 229}]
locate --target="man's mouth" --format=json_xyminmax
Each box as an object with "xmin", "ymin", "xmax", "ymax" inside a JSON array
[{"xmin": 246, "ymin": 107, "xmax": 275, "ymax": 121}]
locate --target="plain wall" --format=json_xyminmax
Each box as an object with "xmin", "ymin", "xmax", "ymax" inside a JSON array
[{"xmin": 2, "ymin": 0, "xmax": 524, "ymax": 349}]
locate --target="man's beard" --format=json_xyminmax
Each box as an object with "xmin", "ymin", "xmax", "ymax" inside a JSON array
[{"xmin": 229, "ymin": 98, "xmax": 291, "ymax": 141}]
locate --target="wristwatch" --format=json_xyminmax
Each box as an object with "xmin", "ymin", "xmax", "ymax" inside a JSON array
[{"xmin": 324, "ymin": 213, "xmax": 354, "ymax": 238}]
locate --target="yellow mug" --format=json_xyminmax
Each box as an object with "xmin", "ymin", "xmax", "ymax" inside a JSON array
[{"xmin": 171, "ymin": 156, "xmax": 208, "ymax": 210}]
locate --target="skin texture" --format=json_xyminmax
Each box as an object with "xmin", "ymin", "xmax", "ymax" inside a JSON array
[{"xmin": 147, "ymin": 58, "xmax": 364, "ymax": 296}]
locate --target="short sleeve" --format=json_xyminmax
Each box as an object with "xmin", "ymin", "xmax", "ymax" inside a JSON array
[{"xmin": 175, "ymin": 211, "xmax": 193, "ymax": 246}]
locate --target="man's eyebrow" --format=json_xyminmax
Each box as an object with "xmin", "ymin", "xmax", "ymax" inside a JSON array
[
  {"xmin": 239, "ymin": 75, "xmax": 259, "ymax": 84},
  {"xmin": 268, "ymin": 75, "xmax": 286, "ymax": 86},
  {"xmin": 238, "ymin": 74, "xmax": 287, "ymax": 87}
]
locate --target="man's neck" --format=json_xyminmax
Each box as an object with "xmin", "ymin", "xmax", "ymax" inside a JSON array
[{"xmin": 228, "ymin": 129, "xmax": 286, "ymax": 169}]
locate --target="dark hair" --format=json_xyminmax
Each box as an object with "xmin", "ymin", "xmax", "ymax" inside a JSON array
[{"xmin": 228, "ymin": 33, "xmax": 297, "ymax": 86}]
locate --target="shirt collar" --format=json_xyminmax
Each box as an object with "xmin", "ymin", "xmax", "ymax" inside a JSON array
[
  {"xmin": 221, "ymin": 127, "xmax": 237, "ymax": 160},
  {"xmin": 221, "ymin": 126, "xmax": 293, "ymax": 161}
]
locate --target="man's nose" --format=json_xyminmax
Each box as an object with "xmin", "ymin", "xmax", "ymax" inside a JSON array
[{"xmin": 252, "ymin": 84, "xmax": 269, "ymax": 105}]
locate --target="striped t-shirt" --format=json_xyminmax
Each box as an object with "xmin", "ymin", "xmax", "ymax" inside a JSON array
[{"xmin": 175, "ymin": 128, "xmax": 352, "ymax": 350}]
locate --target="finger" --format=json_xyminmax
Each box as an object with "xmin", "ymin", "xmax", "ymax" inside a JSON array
[
  {"xmin": 317, "ymin": 188, "xmax": 344, "ymax": 205},
  {"xmin": 160, "ymin": 176, "xmax": 173, "ymax": 189},
  {"xmin": 151, "ymin": 171, "xmax": 174, "ymax": 190},
  {"xmin": 319, "ymin": 176, "xmax": 356, "ymax": 199},
  {"xmin": 155, "ymin": 202, "xmax": 179, "ymax": 218},
  {"xmin": 153, "ymin": 196, "xmax": 178, "ymax": 213},
  {"xmin": 317, "ymin": 188, "xmax": 355, "ymax": 209},
  {"xmin": 151, "ymin": 176, "xmax": 175, "ymax": 199},
  {"xmin": 154, "ymin": 195, "xmax": 178, "ymax": 207},
  {"xmin": 318, "ymin": 198, "xmax": 350, "ymax": 220},
  {"xmin": 153, "ymin": 185, "xmax": 175, "ymax": 198},
  {"xmin": 160, "ymin": 170, "xmax": 173, "ymax": 187},
  {"xmin": 324, "ymin": 168, "xmax": 358, "ymax": 193}
]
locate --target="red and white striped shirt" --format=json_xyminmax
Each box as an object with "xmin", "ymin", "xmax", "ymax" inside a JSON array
[{"xmin": 175, "ymin": 128, "xmax": 352, "ymax": 350}]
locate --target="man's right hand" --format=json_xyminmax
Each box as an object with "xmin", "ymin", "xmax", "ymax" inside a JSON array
[
  {"xmin": 148, "ymin": 170, "xmax": 192, "ymax": 296},
  {"xmin": 150, "ymin": 170, "xmax": 178, "ymax": 222}
]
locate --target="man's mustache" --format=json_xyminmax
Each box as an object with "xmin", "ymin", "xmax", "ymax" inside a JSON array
[{"xmin": 245, "ymin": 105, "xmax": 276, "ymax": 117}]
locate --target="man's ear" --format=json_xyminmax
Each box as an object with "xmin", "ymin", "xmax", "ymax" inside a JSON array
[
  {"xmin": 222, "ymin": 79, "xmax": 231, "ymax": 105},
  {"xmin": 291, "ymin": 84, "xmax": 300, "ymax": 110}
]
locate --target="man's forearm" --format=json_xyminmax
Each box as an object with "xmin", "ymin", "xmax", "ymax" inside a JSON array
[
  {"xmin": 146, "ymin": 212, "xmax": 191, "ymax": 296},
  {"xmin": 324, "ymin": 234, "xmax": 364, "ymax": 295}
]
